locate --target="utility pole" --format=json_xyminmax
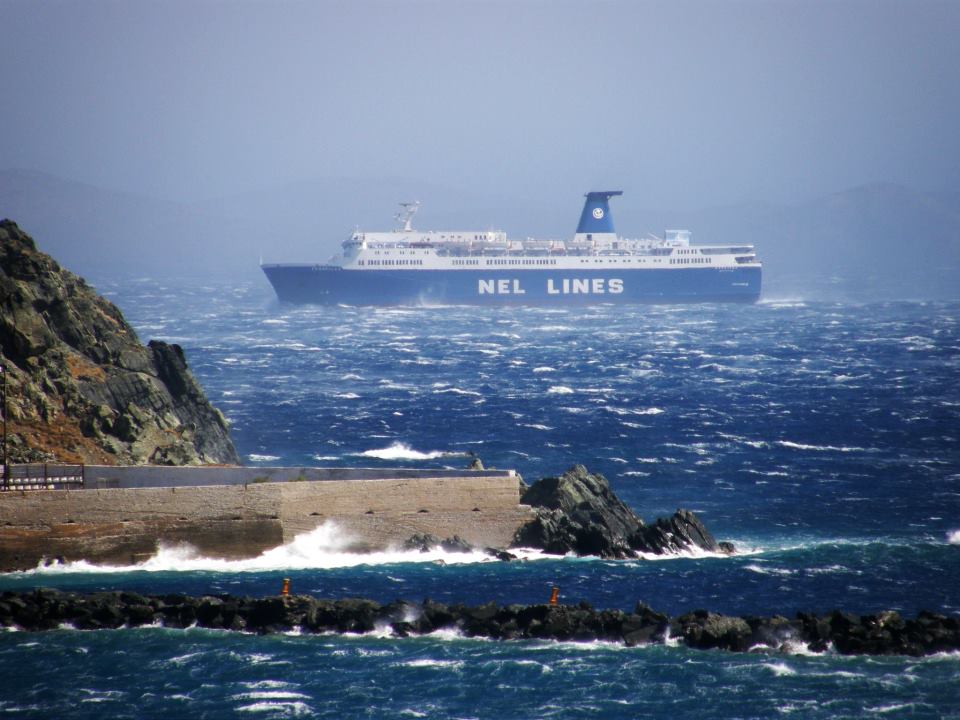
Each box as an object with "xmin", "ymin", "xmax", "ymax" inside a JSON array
[{"xmin": 1, "ymin": 363, "xmax": 7, "ymax": 489}]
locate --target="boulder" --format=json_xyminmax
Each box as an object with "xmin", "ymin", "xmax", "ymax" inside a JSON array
[
  {"xmin": 439, "ymin": 535, "xmax": 474, "ymax": 553},
  {"xmin": 674, "ymin": 610, "xmax": 753, "ymax": 652},
  {"xmin": 402, "ymin": 534, "xmax": 475, "ymax": 554},
  {"xmin": 402, "ymin": 533, "xmax": 440, "ymax": 552}
]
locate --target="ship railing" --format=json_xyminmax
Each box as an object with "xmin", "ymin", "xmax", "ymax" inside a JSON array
[{"xmin": 2, "ymin": 463, "xmax": 85, "ymax": 491}]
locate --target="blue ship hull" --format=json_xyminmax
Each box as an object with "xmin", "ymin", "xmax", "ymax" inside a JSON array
[{"xmin": 262, "ymin": 265, "xmax": 762, "ymax": 305}]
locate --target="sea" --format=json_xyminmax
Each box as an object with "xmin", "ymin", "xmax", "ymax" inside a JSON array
[{"xmin": 2, "ymin": 278, "xmax": 959, "ymax": 719}]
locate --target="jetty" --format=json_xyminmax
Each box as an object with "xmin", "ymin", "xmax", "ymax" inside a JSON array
[
  {"xmin": 3, "ymin": 589, "xmax": 958, "ymax": 657},
  {"xmin": 0, "ymin": 464, "xmax": 531, "ymax": 570}
]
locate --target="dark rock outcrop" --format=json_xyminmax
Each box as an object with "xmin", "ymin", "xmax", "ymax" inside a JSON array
[
  {"xmin": 0, "ymin": 219, "xmax": 239, "ymax": 465},
  {"xmin": 402, "ymin": 533, "xmax": 474, "ymax": 553},
  {"xmin": 2, "ymin": 589, "xmax": 957, "ymax": 657},
  {"xmin": 512, "ymin": 465, "xmax": 733, "ymax": 558},
  {"xmin": 635, "ymin": 509, "xmax": 725, "ymax": 555},
  {"xmin": 401, "ymin": 532, "xmax": 516, "ymax": 560}
]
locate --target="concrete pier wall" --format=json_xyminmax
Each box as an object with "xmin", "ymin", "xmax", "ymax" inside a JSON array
[
  {"xmin": 82, "ymin": 465, "xmax": 517, "ymax": 489},
  {"xmin": 0, "ymin": 473, "xmax": 534, "ymax": 571}
]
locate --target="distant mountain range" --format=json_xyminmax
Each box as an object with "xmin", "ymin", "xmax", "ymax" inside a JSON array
[{"xmin": 1, "ymin": 169, "xmax": 957, "ymax": 300}]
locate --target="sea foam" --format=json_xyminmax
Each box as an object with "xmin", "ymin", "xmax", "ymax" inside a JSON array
[{"xmin": 22, "ymin": 522, "xmax": 549, "ymax": 574}]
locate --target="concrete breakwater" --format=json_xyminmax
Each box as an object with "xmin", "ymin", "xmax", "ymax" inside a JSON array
[
  {"xmin": 4, "ymin": 588, "xmax": 959, "ymax": 657},
  {"xmin": 0, "ymin": 467, "xmax": 531, "ymax": 570},
  {"xmin": 0, "ymin": 463, "xmax": 733, "ymax": 570}
]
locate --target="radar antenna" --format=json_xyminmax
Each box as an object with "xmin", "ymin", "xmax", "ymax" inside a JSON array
[{"xmin": 394, "ymin": 201, "xmax": 420, "ymax": 232}]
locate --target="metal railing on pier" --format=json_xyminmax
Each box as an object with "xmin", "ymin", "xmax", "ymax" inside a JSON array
[{"xmin": 1, "ymin": 464, "xmax": 85, "ymax": 491}]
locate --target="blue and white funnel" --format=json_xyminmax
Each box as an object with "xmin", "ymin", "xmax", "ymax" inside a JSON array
[{"xmin": 575, "ymin": 191, "xmax": 623, "ymax": 234}]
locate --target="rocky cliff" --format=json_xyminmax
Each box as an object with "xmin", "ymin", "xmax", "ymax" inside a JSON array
[{"xmin": 0, "ymin": 219, "xmax": 239, "ymax": 465}]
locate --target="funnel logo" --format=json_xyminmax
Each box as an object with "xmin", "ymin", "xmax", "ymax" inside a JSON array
[{"xmin": 592, "ymin": 208, "xmax": 604, "ymax": 219}]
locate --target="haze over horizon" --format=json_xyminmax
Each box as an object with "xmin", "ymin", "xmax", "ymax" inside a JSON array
[{"xmin": 2, "ymin": 0, "xmax": 959, "ymax": 296}]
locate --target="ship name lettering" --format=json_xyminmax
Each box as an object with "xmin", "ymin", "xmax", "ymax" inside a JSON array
[
  {"xmin": 478, "ymin": 279, "xmax": 526, "ymax": 295},
  {"xmin": 547, "ymin": 278, "xmax": 624, "ymax": 295}
]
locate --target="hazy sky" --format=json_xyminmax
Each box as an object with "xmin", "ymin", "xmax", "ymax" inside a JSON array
[{"xmin": 3, "ymin": 0, "xmax": 958, "ymax": 209}]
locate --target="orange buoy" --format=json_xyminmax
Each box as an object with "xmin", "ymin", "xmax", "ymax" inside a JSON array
[
  {"xmin": 281, "ymin": 578, "xmax": 291, "ymax": 596},
  {"xmin": 549, "ymin": 586, "xmax": 560, "ymax": 606}
]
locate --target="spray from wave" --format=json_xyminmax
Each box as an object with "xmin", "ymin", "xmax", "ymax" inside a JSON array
[
  {"xmin": 355, "ymin": 442, "xmax": 468, "ymax": 461},
  {"xmin": 22, "ymin": 522, "xmax": 548, "ymax": 575}
]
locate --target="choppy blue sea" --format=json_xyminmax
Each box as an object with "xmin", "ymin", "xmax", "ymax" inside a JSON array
[{"xmin": 2, "ymin": 279, "xmax": 959, "ymax": 718}]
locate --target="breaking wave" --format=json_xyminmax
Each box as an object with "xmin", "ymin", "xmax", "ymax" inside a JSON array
[
  {"xmin": 355, "ymin": 442, "xmax": 466, "ymax": 461},
  {"xmin": 247, "ymin": 454, "xmax": 281, "ymax": 463},
  {"xmin": 22, "ymin": 522, "xmax": 549, "ymax": 574}
]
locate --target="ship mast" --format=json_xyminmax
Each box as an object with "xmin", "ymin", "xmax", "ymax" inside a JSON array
[{"xmin": 394, "ymin": 201, "xmax": 420, "ymax": 232}]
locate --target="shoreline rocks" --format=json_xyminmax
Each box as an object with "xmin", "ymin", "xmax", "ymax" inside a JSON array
[
  {"xmin": 1, "ymin": 589, "xmax": 956, "ymax": 657},
  {"xmin": 512, "ymin": 465, "xmax": 734, "ymax": 557}
]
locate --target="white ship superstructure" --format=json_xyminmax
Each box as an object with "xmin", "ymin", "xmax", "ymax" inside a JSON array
[{"xmin": 262, "ymin": 191, "xmax": 762, "ymax": 304}]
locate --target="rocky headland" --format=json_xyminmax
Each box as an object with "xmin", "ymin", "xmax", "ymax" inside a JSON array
[
  {"xmin": 2, "ymin": 588, "xmax": 957, "ymax": 657},
  {"xmin": 0, "ymin": 219, "xmax": 238, "ymax": 465},
  {"xmin": 393, "ymin": 464, "xmax": 733, "ymax": 559},
  {"xmin": 511, "ymin": 464, "xmax": 733, "ymax": 557}
]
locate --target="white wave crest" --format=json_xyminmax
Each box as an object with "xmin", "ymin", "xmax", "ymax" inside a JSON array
[
  {"xmin": 605, "ymin": 407, "xmax": 665, "ymax": 416},
  {"xmin": 399, "ymin": 659, "xmax": 465, "ymax": 669},
  {"xmin": 432, "ymin": 387, "xmax": 482, "ymax": 397},
  {"xmin": 236, "ymin": 701, "xmax": 312, "ymax": 715},
  {"xmin": 247, "ymin": 454, "xmax": 280, "ymax": 463},
  {"xmin": 356, "ymin": 442, "xmax": 463, "ymax": 461},
  {"xmin": 947, "ymin": 530, "xmax": 960, "ymax": 545},
  {"xmin": 745, "ymin": 564, "xmax": 795, "ymax": 577},
  {"xmin": 233, "ymin": 691, "xmax": 311, "ymax": 701},
  {"xmin": 546, "ymin": 385, "xmax": 575, "ymax": 395},
  {"xmin": 25, "ymin": 522, "xmax": 552, "ymax": 574},
  {"xmin": 763, "ymin": 661, "xmax": 797, "ymax": 676},
  {"xmin": 865, "ymin": 704, "xmax": 921, "ymax": 715},
  {"xmin": 776, "ymin": 441, "xmax": 872, "ymax": 453},
  {"xmin": 622, "ymin": 542, "xmax": 740, "ymax": 562}
]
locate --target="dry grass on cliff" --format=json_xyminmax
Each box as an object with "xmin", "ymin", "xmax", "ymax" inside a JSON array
[
  {"xmin": 64, "ymin": 353, "xmax": 106, "ymax": 382},
  {"xmin": 7, "ymin": 418, "xmax": 117, "ymax": 466}
]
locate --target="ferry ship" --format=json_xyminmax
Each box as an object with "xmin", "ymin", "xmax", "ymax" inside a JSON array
[{"xmin": 261, "ymin": 191, "xmax": 761, "ymax": 305}]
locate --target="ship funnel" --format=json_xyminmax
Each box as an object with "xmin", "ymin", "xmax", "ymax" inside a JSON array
[{"xmin": 576, "ymin": 191, "xmax": 623, "ymax": 234}]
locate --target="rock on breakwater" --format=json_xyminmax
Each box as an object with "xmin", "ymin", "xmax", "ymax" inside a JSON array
[
  {"xmin": 0, "ymin": 220, "xmax": 238, "ymax": 465},
  {"xmin": 2, "ymin": 588, "xmax": 957, "ymax": 657},
  {"xmin": 513, "ymin": 465, "xmax": 735, "ymax": 557}
]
